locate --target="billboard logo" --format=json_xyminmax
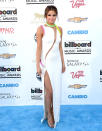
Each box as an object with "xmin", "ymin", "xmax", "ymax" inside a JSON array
[
  {"xmin": 68, "ymin": 17, "xmax": 88, "ymax": 23},
  {"xmin": 65, "ymin": 41, "xmax": 91, "ymax": 47},
  {"xmin": 0, "ymin": 66, "xmax": 21, "ymax": 72},
  {"xmin": 64, "ymin": 41, "xmax": 91, "ymax": 54},
  {"xmin": 26, "ymin": 0, "xmax": 54, "ymax": 4},
  {"xmin": 0, "ymin": 8, "xmax": 18, "ymax": 22},
  {"xmin": 31, "ymin": 88, "xmax": 42, "ymax": 100},
  {"xmin": 70, "ymin": 0, "xmax": 86, "ymax": 8},
  {"xmin": 0, "ymin": 0, "xmax": 14, "ymax": 2},
  {"xmin": 0, "ymin": 66, "xmax": 21, "ymax": 78}
]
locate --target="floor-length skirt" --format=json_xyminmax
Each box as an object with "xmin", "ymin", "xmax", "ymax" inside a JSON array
[{"xmin": 40, "ymin": 46, "xmax": 62, "ymax": 128}]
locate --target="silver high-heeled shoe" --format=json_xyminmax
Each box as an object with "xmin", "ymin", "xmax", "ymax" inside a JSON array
[
  {"xmin": 47, "ymin": 114, "xmax": 54, "ymax": 128},
  {"xmin": 41, "ymin": 112, "xmax": 48, "ymax": 123}
]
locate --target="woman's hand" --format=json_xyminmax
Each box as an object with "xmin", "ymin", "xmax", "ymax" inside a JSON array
[
  {"xmin": 37, "ymin": 65, "xmax": 42, "ymax": 76},
  {"xmin": 62, "ymin": 63, "xmax": 66, "ymax": 73}
]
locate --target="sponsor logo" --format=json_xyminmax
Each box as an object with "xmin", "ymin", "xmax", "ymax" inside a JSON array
[
  {"xmin": 0, "ymin": 66, "xmax": 21, "ymax": 78},
  {"xmin": 0, "ymin": 53, "xmax": 16, "ymax": 59},
  {"xmin": 26, "ymin": 0, "xmax": 54, "ymax": 4},
  {"xmin": 0, "ymin": 40, "xmax": 17, "ymax": 47},
  {"xmin": 31, "ymin": 13, "xmax": 45, "ymax": 24},
  {"xmin": 68, "ymin": 84, "xmax": 87, "ymax": 89},
  {"xmin": 0, "ymin": 83, "xmax": 19, "ymax": 88},
  {"xmin": 67, "ymin": 30, "xmax": 88, "ymax": 35},
  {"xmin": 0, "ymin": 28, "xmax": 14, "ymax": 34},
  {"xmin": 0, "ymin": 73, "xmax": 21, "ymax": 78},
  {"xmin": 31, "ymin": 88, "xmax": 42, "ymax": 100},
  {"xmin": 67, "ymin": 59, "xmax": 89, "ymax": 66},
  {"xmin": 0, "ymin": 66, "xmax": 21, "ymax": 72},
  {"xmin": 0, "ymin": 93, "xmax": 20, "ymax": 99},
  {"xmin": 70, "ymin": 71, "xmax": 85, "ymax": 79},
  {"xmin": 68, "ymin": 17, "xmax": 88, "ymax": 23},
  {"xmin": 0, "ymin": 0, "xmax": 14, "ymax": 2},
  {"xmin": 68, "ymin": 94, "xmax": 88, "ymax": 98},
  {"xmin": 70, "ymin": 0, "xmax": 86, "ymax": 8},
  {"xmin": 65, "ymin": 41, "xmax": 91, "ymax": 47},
  {"xmin": 64, "ymin": 41, "xmax": 91, "ymax": 54},
  {"xmin": 0, "ymin": 8, "xmax": 18, "ymax": 22}
]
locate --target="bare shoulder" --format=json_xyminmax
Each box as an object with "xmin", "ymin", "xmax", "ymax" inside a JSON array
[
  {"xmin": 37, "ymin": 25, "xmax": 43, "ymax": 32},
  {"xmin": 58, "ymin": 26, "xmax": 63, "ymax": 34},
  {"xmin": 36, "ymin": 25, "xmax": 43, "ymax": 35},
  {"xmin": 58, "ymin": 26, "xmax": 62, "ymax": 31}
]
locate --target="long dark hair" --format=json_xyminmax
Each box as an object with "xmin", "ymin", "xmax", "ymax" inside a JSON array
[{"xmin": 44, "ymin": 5, "xmax": 58, "ymax": 18}]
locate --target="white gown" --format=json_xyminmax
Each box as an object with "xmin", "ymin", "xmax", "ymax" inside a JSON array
[{"xmin": 40, "ymin": 25, "xmax": 62, "ymax": 128}]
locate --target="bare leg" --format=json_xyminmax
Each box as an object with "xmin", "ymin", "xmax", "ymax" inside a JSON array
[
  {"xmin": 44, "ymin": 85, "xmax": 48, "ymax": 118},
  {"xmin": 44, "ymin": 71, "xmax": 54, "ymax": 128},
  {"xmin": 44, "ymin": 87, "xmax": 54, "ymax": 122}
]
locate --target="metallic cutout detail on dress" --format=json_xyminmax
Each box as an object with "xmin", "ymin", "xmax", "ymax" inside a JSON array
[{"xmin": 45, "ymin": 28, "xmax": 57, "ymax": 60}]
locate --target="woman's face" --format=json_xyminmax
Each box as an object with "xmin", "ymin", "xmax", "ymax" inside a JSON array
[{"xmin": 46, "ymin": 10, "xmax": 57, "ymax": 24}]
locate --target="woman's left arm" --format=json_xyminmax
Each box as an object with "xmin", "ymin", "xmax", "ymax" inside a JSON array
[{"xmin": 59, "ymin": 27, "xmax": 66, "ymax": 73}]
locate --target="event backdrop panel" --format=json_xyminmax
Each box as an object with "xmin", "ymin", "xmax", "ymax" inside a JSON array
[{"xmin": 0, "ymin": 0, "xmax": 102, "ymax": 106}]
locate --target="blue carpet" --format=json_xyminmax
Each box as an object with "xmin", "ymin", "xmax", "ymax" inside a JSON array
[{"xmin": 0, "ymin": 105, "xmax": 102, "ymax": 131}]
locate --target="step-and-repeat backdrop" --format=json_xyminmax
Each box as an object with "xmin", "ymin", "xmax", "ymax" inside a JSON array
[{"xmin": 0, "ymin": 0, "xmax": 102, "ymax": 106}]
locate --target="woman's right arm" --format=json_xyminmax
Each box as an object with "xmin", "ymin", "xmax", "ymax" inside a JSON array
[{"xmin": 36, "ymin": 26, "xmax": 43, "ymax": 76}]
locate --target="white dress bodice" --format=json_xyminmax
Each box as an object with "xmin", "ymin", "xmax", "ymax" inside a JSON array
[{"xmin": 41, "ymin": 25, "xmax": 61, "ymax": 68}]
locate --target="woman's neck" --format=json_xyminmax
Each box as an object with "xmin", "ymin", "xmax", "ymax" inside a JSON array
[{"xmin": 46, "ymin": 22, "xmax": 56, "ymax": 27}]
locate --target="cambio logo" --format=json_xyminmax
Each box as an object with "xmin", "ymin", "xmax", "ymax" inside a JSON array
[{"xmin": 0, "ymin": 9, "xmax": 17, "ymax": 16}]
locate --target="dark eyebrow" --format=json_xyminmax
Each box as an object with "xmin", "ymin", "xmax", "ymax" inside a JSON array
[{"xmin": 47, "ymin": 14, "xmax": 56, "ymax": 16}]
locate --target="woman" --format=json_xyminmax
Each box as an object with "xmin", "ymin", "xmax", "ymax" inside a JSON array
[{"xmin": 36, "ymin": 5, "xmax": 66, "ymax": 128}]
